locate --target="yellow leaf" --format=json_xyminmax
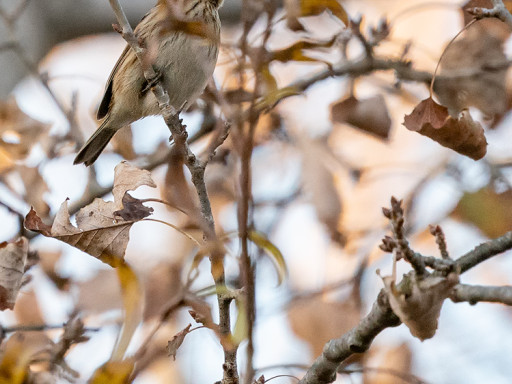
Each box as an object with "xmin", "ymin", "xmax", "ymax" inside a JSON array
[
  {"xmin": 261, "ymin": 65, "xmax": 278, "ymax": 93},
  {"xmin": 231, "ymin": 298, "xmax": 248, "ymax": 346},
  {"xmin": 0, "ymin": 333, "xmax": 47, "ymax": 384},
  {"xmin": 88, "ymin": 359, "xmax": 134, "ymax": 384},
  {"xmin": 248, "ymin": 231, "xmax": 288, "ymax": 285},
  {"xmin": 111, "ymin": 261, "xmax": 142, "ymax": 361},
  {"xmin": 301, "ymin": 0, "xmax": 349, "ymax": 25},
  {"xmin": 453, "ymin": 187, "xmax": 512, "ymax": 238},
  {"xmin": 255, "ymin": 86, "xmax": 301, "ymax": 112},
  {"xmin": 270, "ymin": 38, "xmax": 337, "ymax": 65}
]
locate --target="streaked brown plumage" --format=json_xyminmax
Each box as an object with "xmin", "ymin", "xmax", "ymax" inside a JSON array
[{"xmin": 74, "ymin": 0, "xmax": 223, "ymax": 166}]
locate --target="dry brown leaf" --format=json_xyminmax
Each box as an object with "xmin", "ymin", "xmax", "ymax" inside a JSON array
[
  {"xmin": 143, "ymin": 263, "xmax": 182, "ymax": 320},
  {"xmin": 25, "ymin": 162, "xmax": 155, "ymax": 266},
  {"xmin": 403, "ymin": 98, "xmax": 487, "ymax": 160},
  {"xmin": 363, "ymin": 343, "xmax": 412, "ymax": 384},
  {"xmin": 38, "ymin": 251, "xmax": 69, "ymax": 290},
  {"xmin": 380, "ymin": 271, "xmax": 459, "ymax": 341},
  {"xmin": 114, "ymin": 194, "xmax": 154, "ymax": 221},
  {"xmin": 0, "ymin": 237, "xmax": 28, "ymax": 310},
  {"xmin": 77, "ymin": 269, "xmax": 122, "ymax": 314},
  {"xmin": 184, "ymin": 296, "xmax": 216, "ymax": 331},
  {"xmin": 0, "ymin": 98, "xmax": 50, "ymax": 165},
  {"xmin": 435, "ymin": 26, "xmax": 508, "ymax": 118},
  {"xmin": 50, "ymin": 316, "xmax": 88, "ymax": 378},
  {"xmin": 163, "ymin": 146, "xmax": 200, "ymax": 222},
  {"xmin": 300, "ymin": 138, "xmax": 344, "ymax": 244},
  {"xmin": 331, "ymin": 95, "xmax": 392, "ymax": 140},
  {"xmin": 13, "ymin": 288, "xmax": 44, "ymax": 326},
  {"xmin": 16, "ymin": 165, "xmax": 50, "ymax": 218},
  {"xmin": 111, "ymin": 161, "xmax": 156, "ymax": 212},
  {"xmin": 25, "ymin": 200, "xmax": 131, "ymax": 267},
  {"xmin": 111, "ymin": 126, "xmax": 136, "ymax": 161},
  {"xmin": 288, "ymin": 295, "xmax": 361, "ymax": 357},
  {"xmin": 166, "ymin": 324, "xmax": 192, "ymax": 361}
]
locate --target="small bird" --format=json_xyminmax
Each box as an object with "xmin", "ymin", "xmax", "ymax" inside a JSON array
[{"xmin": 74, "ymin": 0, "xmax": 223, "ymax": 166}]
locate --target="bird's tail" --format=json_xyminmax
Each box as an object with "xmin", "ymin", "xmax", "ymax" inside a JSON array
[{"xmin": 74, "ymin": 118, "xmax": 117, "ymax": 166}]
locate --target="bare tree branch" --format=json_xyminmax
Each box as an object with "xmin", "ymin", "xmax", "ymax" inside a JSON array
[
  {"xmin": 451, "ymin": 284, "xmax": 512, "ymax": 305},
  {"xmin": 298, "ymin": 291, "xmax": 401, "ymax": 384},
  {"xmin": 456, "ymin": 231, "xmax": 512, "ymax": 273},
  {"xmin": 299, "ymin": 220, "xmax": 512, "ymax": 383},
  {"xmin": 468, "ymin": 0, "xmax": 512, "ymax": 28}
]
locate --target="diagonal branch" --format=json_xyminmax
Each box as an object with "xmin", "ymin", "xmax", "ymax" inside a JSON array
[
  {"xmin": 456, "ymin": 230, "xmax": 512, "ymax": 273},
  {"xmin": 299, "ymin": 227, "xmax": 512, "ymax": 384},
  {"xmin": 298, "ymin": 291, "xmax": 401, "ymax": 384}
]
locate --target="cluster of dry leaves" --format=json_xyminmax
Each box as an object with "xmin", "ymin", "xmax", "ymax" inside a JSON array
[{"xmin": 1, "ymin": 0, "xmax": 512, "ymax": 383}]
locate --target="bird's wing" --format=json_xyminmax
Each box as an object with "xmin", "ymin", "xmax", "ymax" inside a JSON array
[{"xmin": 97, "ymin": 45, "xmax": 131, "ymax": 120}]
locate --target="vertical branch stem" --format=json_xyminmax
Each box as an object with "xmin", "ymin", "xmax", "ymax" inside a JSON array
[
  {"xmin": 236, "ymin": 2, "xmax": 276, "ymax": 383},
  {"xmin": 105, "ymin": 1, "xmax": 237, "ymax": 382},
  {"xmin": 236, "ymin": 2, "xmax": 255, "ymax": 382}
]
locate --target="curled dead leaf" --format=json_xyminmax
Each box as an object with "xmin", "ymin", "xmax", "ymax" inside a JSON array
[
  {"xmin": 13, "ymin": 288, "xmax": 44, "ymax": 326},
  {"xmin": 403, "ymin": 97, "xmax": 487, "ymax": 160},
  {"xmin": 364, "ymin": 343, "xmax": 413, "ymax": 384},
  {"xmin": 16, "ymin": 166, "xmax": 50, "ymax": 218},
  {"xmin": 163, "ymin": 146, "xmax": 200, "ymax": 222},
  {"xmin": 24, "ymin": 162, "xmax": 156, "ymax": 266},
  {"xmin": 299, "ymin": 138, "xmax": 344, "ymax": 244},
  {"xmin": 167, "ymin": 324, "xmax": 192, "ymax": 361},
  {"xmin": 111, "ymin": 126, "xmax": 136, "ymax": 161},
  {"xmin": 0, "ymin": 237, "xmax": 28, "ymax": 310},
  {"xmin": 380, "ymin": 271, "xmax": 459, "ymax": 341},
  {"xmin": 0, "ymin": 97, "xmax": 50, "ymax": 166},
  {"xmin": 288, "ymin": 295, "xmax": 361, "ymax": 357},
  {"xmin": 143, "ymin": 263, "xmax": 182, "ymax": 320},
  {"xmin": 112, "ymin": 161, "xmax": 156, "ymax": 212},
  {"xmin": 435, "ymin": 26, "xmax": 508, "ymax": 118},
  {"xmin": 77, "ymin": 269, "xmax": 122, "ymax": 314}
]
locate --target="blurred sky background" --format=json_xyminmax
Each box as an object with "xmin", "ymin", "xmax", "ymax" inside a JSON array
[{"xmin": 1, "ymin": 0, "xmax": 512, "ymax": 383}]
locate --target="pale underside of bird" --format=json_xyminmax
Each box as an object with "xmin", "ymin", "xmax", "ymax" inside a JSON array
[{"xmin": 74, "ymin": 0, "xmax": 223, "ymax": 166}]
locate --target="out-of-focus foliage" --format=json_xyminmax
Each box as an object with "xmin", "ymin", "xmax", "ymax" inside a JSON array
[{"xmin": 0, "ymin": 0, "xmax": 511, "ymax": 383}]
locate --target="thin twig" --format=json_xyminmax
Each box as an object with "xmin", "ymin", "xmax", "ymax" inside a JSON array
[
  {"xmin": 0, "ymin": 6, "xmax": 83, "ymax": 148},
  {"xmin": 456, "ymin": 230, "xmax": 512, "ymax": 273},
  {"xmin": 0, "ymin": 323, "xmax": 100, "ymax": 335}
]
